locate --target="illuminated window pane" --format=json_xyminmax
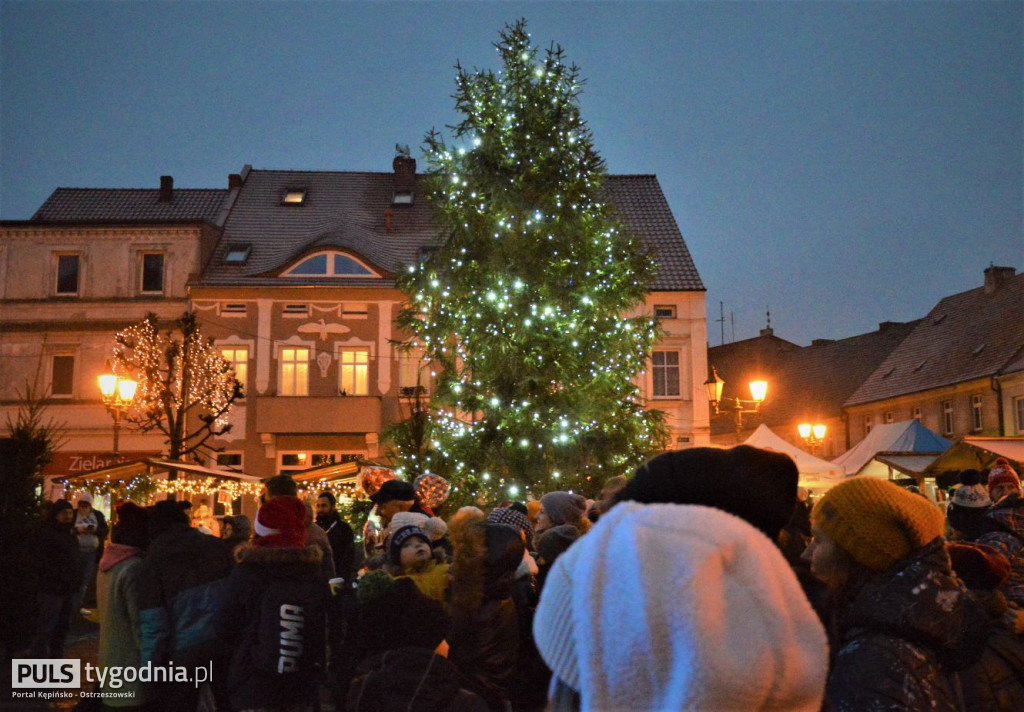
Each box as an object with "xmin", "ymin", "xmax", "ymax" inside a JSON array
[
  {"xmin": 339, "ymin": 350, "xmax": 369, "ymax": 395},
  {"xmin": 279, "ymin": 348, "xmax": 308, "ymax": 396}
]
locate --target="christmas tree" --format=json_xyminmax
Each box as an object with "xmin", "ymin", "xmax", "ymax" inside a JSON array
[{"xmin": 393, "ymin": 20, "xmax": 666, "ymax": 504}]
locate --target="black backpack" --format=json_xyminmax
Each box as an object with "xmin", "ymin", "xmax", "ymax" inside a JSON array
[{"xmin": 252, "ymin": 575, "xmax": 327, "ymax": 675}]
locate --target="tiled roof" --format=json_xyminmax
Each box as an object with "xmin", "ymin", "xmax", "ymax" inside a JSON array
[
  {"xmin": 705, "ymin": 322, "xmax": 918, "ymax": 436},
  {"xmin": 201, "ymin": 169, "xmax": 704, "ymax": 291},
  {"xmin": 845, "ymin": 271, "xmax": 1024, "ymax": 407},
  {"xmin": 31, "ymin": 188, "xmax": 228, "ymax": 223}
]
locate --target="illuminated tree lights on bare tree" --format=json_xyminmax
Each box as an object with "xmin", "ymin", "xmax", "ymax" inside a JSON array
[
  {"xmin": 111, "ymin": 312, "xmax": 241, "ymax": 462},
  {"xmin": 392, "ymin": 20, "xmax": 666, "ymax": 504}
]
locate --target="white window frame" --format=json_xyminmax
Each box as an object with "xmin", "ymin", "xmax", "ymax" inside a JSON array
[
  {"xmin": 282, "ymin": 251, "xmax": 378, "ymax": 278},
  {"xmin": 942, "ymin": 400, "xmax": 955, "ymax": 436},
  {"xmin": 338, "ymin": 348, "xmax": 370, "ymax": 396},
  {"xmin": 653, "ymin": 304, "xmax": 677, "ymax": 319},
  {"xmin": 912, "ymin": 406, "xmax": 922, "ymax": 422},
  {"xmin": 278, "ymin": 451, "xmax": 360, "ymax": 474},
  {"xmin": 971, "ymin": 394, "xmax": 983, "ymax": 432},
  {"xmin": 651, "ymin": 350, "xmax": 681, "ymax": 398},
  {"xmin": 219, "ymin": 302, "xmax": 248, "ymax": 317},
  {"xmin": 54, "ymin": 252, "xmax": 81, "ymax": 296},
  {"xmin": 139, "ymin": 251, "xmax": 166, "ymax": 295},
  {"xmin": 213, "ymin": 452, "xmax": 244, "ymax": 470},
  {"xmin": 218, "ymin": 345, "xmax": 250, "ymax": 397},
  {"xmin": 277, "ymin": 345, "xmax": 310, "ymax": 396},
  {"xmin": 883, "ymin": 411, "xmax": 894, "ymax": 425},
  {"xmin": 1015, "ymin": 397, "xmax": 1024, "ymax": 435},
  {"xmin": 864, "ymin": 414, "xmax": 873, "ymax": 435}
]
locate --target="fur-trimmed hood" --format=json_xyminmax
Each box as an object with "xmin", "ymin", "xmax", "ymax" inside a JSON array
[{"xmin": 236, "ymin": 543, "xmax": 323, "ymax": 566}]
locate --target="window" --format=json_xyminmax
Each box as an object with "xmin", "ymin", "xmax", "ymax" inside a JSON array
[
  {"xmin": 942, "ymin": 400, "xmax": 954, "ymax": 436},
  {"xmin": 971, "ymin": 394, "xmax": 983, "ymax": 432},
  {"xmin": 283, "ymin": 303, "xmax": 309, "ymax": 317},
  {"xmin": 282, "ymin": 188, "xmax": 306, "ymax": 205},
  {"xmin": 912, "ymin": 406, "xmax": 922, "ymax": 422},
  {"xmin": 50, "ymin": 355, "xmax": 74, "ymax": 397},
  {"xmin": 339, "ymin": 349, "xmax": 369, "ymax": 395},
  {"xmin": 651, "ymin": 351, "xmax": 680, "ymax": 397},
  {"xmin": 140, "ymin": 253, "xmax": 164, "ymax": 293},
  {"xmin": 399, "ymin": 347, "xmax": 429, "ymax": 396},
  {"xmin": 279, "ymin": 347, "xmax": 309, "ymax": 396},
  {"xmin": 220, "ymin": 347, "xmax": 248, "ymax": 395},
  {"xmin": 654, "ymin": 305, "xmax": 677, "ymax": 319},
  {"xmin": 1016, "ymin": 397, "xmax": 1024, "ymax": 435},
  {"xmin": 220, "ymin": 302, "xmax": 247, "ymax": 316},
  {"xmin": 224, "ymin": 244, "xmax": 252, "ymax": 264},
  {"xmin": 863, "ymin": 414, "xmax": 873, "ymax": 435},
  {"xmin": 215, "ymin": 452, "xmax": 243, "ymax": 469},
  {"xmin": 55, "ymin": 254, "xmax": 80, "ymax": 294},
  {"xmin": 284, "ymin": 251, "xmax": 376, "ymax": 277},
  {"xmin": 883, "ymin": 411, "xmax": 894, "ymax": 425},
  {"xmin": 278, "ymin": 451, "xmax": 359, "ymax": 474}
]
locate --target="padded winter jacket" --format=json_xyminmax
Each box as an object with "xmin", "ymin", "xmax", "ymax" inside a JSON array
[
  {"xmin": 977, "ymin": 493, "xmax": 1024, "ymax": 608},
  {"xmin": 826, "ymin": 539, "xmax": 990, "ymax": 712}
]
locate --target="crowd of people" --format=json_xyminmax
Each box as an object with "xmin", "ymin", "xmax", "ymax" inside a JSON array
[{"xmin": 25, "ymin": 450, "xmax": 1024, "ymax": 711}]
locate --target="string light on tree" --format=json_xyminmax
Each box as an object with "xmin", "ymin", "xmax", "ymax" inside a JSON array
[{"xmin": 387, "ymin": 20, "xmax": 666, "ymax": 505}]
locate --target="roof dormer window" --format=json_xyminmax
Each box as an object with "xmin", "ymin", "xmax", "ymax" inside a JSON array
[
  {"xmin": 392, "ymin": 191, "xmax": 414, "ymax": 205},
  {"xmin": 283, "ymin": 250, "xmax": 377, "ymax": 278},
  {"xmin": 224, "ymin": 244, "xmax": 252, "ymax": 264},
  {"xmin": 282, "ymin": 188, "xmax": 306, "ymax": 205}
]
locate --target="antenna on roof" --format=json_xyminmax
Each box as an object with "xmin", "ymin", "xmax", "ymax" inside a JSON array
[
  {"xmin": 766, "ymin": 305, "xmax": 772, "ymax": 331},
  {"xmin": 716, "ymin": 301, "xmax": 726, "ymax": 346}
]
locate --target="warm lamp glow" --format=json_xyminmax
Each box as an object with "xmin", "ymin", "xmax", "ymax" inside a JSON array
[
  {"xmin": 812, "ymin": 424, "xmax": 827, "ymax": 440},
  {"xmin": 117, "ymin": 378, "xmax": 138, "ymax": 402},
  {"xmin": 704, "ymin": 366, "xmax": 724, "ymax": 404},
  {"xmin": 98, "ymin": 372, "xmax": 118, "ymax": 399},
  {"xmin": 798, "ymin": 423, "xmax": 812, "ymax": 439},
  {"xmin": 748, "ymin": 380, "xmax": 768, "ymax": 403}
]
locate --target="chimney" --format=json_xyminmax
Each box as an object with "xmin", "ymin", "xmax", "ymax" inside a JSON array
[
  {"xmin": 159, "ymin": 175, "xmax": 174, "ymax": 202},
  {"xmin": 228, "ymin": 173, "xmax": 242, "ymax": 190},
  {"xmin": 984, "ymin": 264, "xmax": 1016, "ymax": 294},
  {"xmin": 392, "ymin": 153, "xmax": 416, "ymax": 203},
  {"xmin": 811, "ymin": 338, "xmax": 835, "ymax": 346},
  {"xmin": 759, "ymin": 327, "xmax": 774, "ymax": 337}
]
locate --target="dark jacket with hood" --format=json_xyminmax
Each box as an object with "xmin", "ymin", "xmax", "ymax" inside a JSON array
[
  {"xmin": 216, "ymin": 544, "xmax": 329, "ymax": 711},
  {"xmin": 137, "ymin": 521, "xmax": 234, "ymax": 664},
  {"xmin": 316, "ymin": 510, "xmax": 355, "ymax": 582},
  {"xmin": 448, "ymin": 522, "xmax": 524, "ymax": 711},
  {"xmin": 977, "ymin": 492, "xmax": 1024, "ymax": 608},
  {"xmin": 34, "ymin": 503, "xmax": 82, "ymax": 595},
  {"xmin": 826, "ymin": 539, "xmax": 991, "ymax": 712}
]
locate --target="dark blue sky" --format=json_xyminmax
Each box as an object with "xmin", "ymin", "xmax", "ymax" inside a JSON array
[{"xmin": 3, "ymin": 1, "xmax": 1020, "ymax": 346}]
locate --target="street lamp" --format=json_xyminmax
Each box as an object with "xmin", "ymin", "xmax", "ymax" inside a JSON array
[
  {"xmin": 98, "ymin": 361, "xmax": 137, "ymax": 455},
  {"xmin": 798, "ymin": 422, "xmax": 827, "ymax": 455},
  {"xmin": 705, "ymin": 366, "xmax": 768, "ymax": 433}
]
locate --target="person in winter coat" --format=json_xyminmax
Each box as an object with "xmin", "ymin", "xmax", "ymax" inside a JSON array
[
  {"xmin": 946, "ymin": 469, "xmax": 993, "ymax": 541},
  {"xmin": 138, "ymin": 500, "xmax": 234, "ymax": 712},
  {"xmin": 533, "ymin": 501, "xmax": 829, "ymax": 711},
  {"xmin": 263, "ymin": 475, "xmax": 336, "ymax": 580},
  {"xmin": 806, "ymin": 477, "xmax": 991, "ymax": 711},
  {"xmin": 217, "ymin": 496, "xmax": 329, "ymax": 712},
  {"xmin": 71, "ymin": 491, "xmax": 108, "ymax": 615},
  {"xmin": 29, "ymin": 499, "xmax": 82, "ymax": 658},
  {"xmin": 535, "ymin": 492, "xmax": 588, "ymax": 537},
  {"xmin": 977, "ymin": 460, "xmax": 1024, "ymax": 608},
  {"xmin": 220, "ymin": 514, "xmax": 252, "ymax": 554},
  {"xmin": 96, "ymin": 502, "xmax": 150, "ymax": 708},
  {"xmin": 447, "ymin": 521, "xmax": 525, "ymax": 711},
  {"xmin": 315, "ymin": 490, "xmax": 355, "ymax": 582}
]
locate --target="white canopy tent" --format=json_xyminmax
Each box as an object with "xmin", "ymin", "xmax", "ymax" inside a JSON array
[
  {"xmin": 743, "ymin": 424, "xmax": 846, "ymax": 492},
  {"xmin": 832, "ymin": 420, "xmax": 951, "ymax": 476}
]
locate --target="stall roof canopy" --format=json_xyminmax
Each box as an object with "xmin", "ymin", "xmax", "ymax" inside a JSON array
[
  {"xmin": 857, "ymin": 452, "xmax": 944, "ymax": 480},
  {"xmin": 744, "ymin": 424, "xmax": 846, "ymax": 477},
  {"xmin": 290, "ymin": 460, "xmax": 360, "ymax": 483},
  {"xmin": 924, "ymin": 437, "xmax": 1024, "ymax": 475},
  {"xmin": 832, "ymin": 420, "xmax": 951, "ymax": 475},
  {"xmin": 64, "ymin": 459, "xmax": 261, "ymax": 483}
]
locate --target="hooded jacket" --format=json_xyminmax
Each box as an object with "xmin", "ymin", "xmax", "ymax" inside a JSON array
[
  {"xmin": 33, "ymin": 506, "xmax": 82, "ymax": 595},
  {"xmin": 216, "ymin": 544, "xmax": 329, "ymax": 711},
  {"xmin": 826, "ymin": 539, "xmax": 991, "ymax": 712},
  {"xmin": 97, "ymin": 543, "xmax": 145, "ymax": 706}
]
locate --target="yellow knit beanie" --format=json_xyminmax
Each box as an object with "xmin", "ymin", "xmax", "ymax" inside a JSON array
[{"xmin": 811, "ymin": 477, "xmax": 944, "ymax": 571}]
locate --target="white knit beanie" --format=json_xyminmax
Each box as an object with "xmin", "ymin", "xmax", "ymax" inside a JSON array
[{"xmin": 533, "ymin": 501, "xmax": 828, "ymax": 712}]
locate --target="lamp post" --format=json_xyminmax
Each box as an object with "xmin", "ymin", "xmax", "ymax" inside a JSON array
[
  {"xmin": 798, "ymin": 422, "xmax": 827, "ymax": 455},
  {"xmin": 98, "ymin": 362, "xmax": 137, "ymax": 455},
  {"xmin": 705, "ymin": 366, "xmax": 768, "ymax": 434}
]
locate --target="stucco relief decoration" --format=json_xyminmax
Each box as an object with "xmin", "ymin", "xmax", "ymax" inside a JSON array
[
  {"xmin": 297, "ymin": 318, "xmax": 350, "ymax": 341},
  {"xmin": 316, "ymin": 351, "xmax": 332, "ymax": 378}
]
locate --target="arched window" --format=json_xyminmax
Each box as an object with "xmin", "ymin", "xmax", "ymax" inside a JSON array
[{"xmin": 284, "ymin": 251, "xmax": 376, "ymax": 277}]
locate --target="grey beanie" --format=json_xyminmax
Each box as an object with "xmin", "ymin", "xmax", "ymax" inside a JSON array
[{"xmin": 541, "ymin": 492, "xmax": 587, "ymax": 526}]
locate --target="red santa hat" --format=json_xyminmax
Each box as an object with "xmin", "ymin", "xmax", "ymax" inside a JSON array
[
  {"xmin": 254, "ymin": 497, "xmax": 307, "ymax": 548},
  {"xmin": 987, "ymin": 459, "xmax": 1021, "ymax": 498}
]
